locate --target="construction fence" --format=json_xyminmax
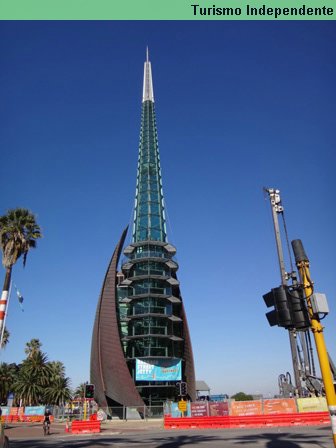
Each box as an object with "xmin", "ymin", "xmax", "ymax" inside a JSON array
[
  {"xmin": 0, "ymin": 406, "xmax": 54, "ymax": 423},
  {"xmin": 0, "ymin": 397, "xmax": 328, "ymax": 423},
  {"xmin": 165, "ymin": 397, "xmax": 328, "ymax": 418}
]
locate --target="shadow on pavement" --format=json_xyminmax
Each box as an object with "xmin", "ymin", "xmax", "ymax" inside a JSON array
[
  {"xmin": 6, "ymin": 434, "xmax": 223, "ymax": 448},
  {"xmin": 8, "ymin": 427, "xmax": 332, "ymax": 448},
  {"xmin": 223, "ymin": 430, "xmax": 331, "ymax": 448}
]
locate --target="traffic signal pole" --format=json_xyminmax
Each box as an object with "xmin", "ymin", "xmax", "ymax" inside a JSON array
[
  {"xmin": 266, "ymin": 188, "xmax": 302, "ymax": 396},
  {"xmin": 292, "ymin": 239, "xmax": 336, "ymax": 447},
  {"xmin": 83, "ymin": 398, "xmax": 87, "ymax": 421},
  {"xmin": 268, "ymin": 189, "xmax": 286, "ymax": 284}
]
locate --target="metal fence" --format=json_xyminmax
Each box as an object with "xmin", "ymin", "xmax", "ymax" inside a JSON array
[{"xmin": 53, "ymin": 405, "xmax": 164, "ymax": 421}]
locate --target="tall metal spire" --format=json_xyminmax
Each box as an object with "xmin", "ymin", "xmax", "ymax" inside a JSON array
[
  {"xmin": 142, "ymin": 47, "xmax": 154, "ymax": 103},
  {"xmin": 133, "ymin": 50, "xmax": 166, "ymax": 243}
]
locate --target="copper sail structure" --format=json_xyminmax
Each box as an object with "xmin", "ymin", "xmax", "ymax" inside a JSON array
[{"xmin": 91, "ymin": 50, "xmax": 196, "ymax": 408}]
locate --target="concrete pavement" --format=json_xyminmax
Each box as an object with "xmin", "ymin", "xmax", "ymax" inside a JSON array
[
  {"xmin": 4, "ymin": 419, "xmax": 164, "ymax": 440},
  {"xmin": 4, "ymin": 421, "xmax": 335, "ymax": 448}
]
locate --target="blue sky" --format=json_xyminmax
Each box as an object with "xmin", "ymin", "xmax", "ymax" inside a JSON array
[{"xmin": 0, "ymin": 21, "xmax": 335, "ymax": 397}]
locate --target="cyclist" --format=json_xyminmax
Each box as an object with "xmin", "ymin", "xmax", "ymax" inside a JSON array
[{"xmin": 43, "ymin": 408, "xmax": 52, "ymax": 435}]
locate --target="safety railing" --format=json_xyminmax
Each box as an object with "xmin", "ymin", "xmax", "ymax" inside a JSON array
[{"xmin": 53, "ymin": 404, "xmax": 164, "ymax": 421}]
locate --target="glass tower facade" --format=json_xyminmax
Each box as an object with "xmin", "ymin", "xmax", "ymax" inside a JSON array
[{"xmin": 133, "ymin": 99, "xmax": 167, "ymax": 243}]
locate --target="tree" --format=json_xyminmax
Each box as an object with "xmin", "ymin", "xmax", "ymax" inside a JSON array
[
  {"xmin": 0, "ymin": 208, "xmax": 42, "ymax": 336},
  {"xmin": 24, "ymin": 338, "xmax": 42, "ymax": 358},
  {"xmin": 231, "ymin": 392, "xmax": 254, "ymax": 401},
  {"xmin": 74, "ymin": 383, "xmax": 87, "ymax": 400},
  {"xmin": 44, "ymin": 361, "xmax": 72, "ymax": 405},
  {"xmin": 12, "ymin": 339, "xmax": 74, "ymax": 407},
  {"xmin": 13, "ymin": 345, "xmax": 51, "ymax": 405},
  {"xmin": 21, "ymin": 350, "xmax": 52, "ymax": 387},
  {"xmin": 48, "ymin": 361, "xmax": 66, "ymax": 381},
  {"xmin": 13, "ymin": 342, "xmax": 73, "ymax": 407},
  {"xmin": 0, "ymin": 362, "xmax": 18, "ymax": 404},
  {"xmin": 44, "ymin": 376, "xmax": 72, "ymax": 405},
  {"xmin": 1, "ymin": 327, "xmax": 10, "ymax": 349},
  {"xmin": 13, "ymin": 368, "xmax": 43, "ymax": 406}
]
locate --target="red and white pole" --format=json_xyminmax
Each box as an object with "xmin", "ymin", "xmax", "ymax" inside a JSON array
[{"xmin": 0, "ymin": 269, "xmax": 12, "ymax": 342}]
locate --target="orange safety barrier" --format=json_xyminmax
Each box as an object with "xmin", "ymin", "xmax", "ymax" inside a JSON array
[
  {"xmin": 1, "ymin": 415, "xmax": 53, "ymax": 423},
  {"xmin": 71, "ymin": 420, "xmax": 101, "ymax": 434},
  {"xmin": 164, "ymin": 412, "xmax": 330, "ymax": 430},
  {"xmin": 0, "ymin": 416, "xmax": 18, "ymax": 423},
  {"xmin": 21, "ymin": 416, "xmax": 43, "ymax": 423},
  {"xmin": 165, "ymin": 416, "xmax": 230, "ymax": 429},
  {"xmin": 19, "ymin": 415, "xmax": 54, "ymax": 423},
  {"xmin": 228, "ymin": 412, "xmax": 330, "ymax": 428}
]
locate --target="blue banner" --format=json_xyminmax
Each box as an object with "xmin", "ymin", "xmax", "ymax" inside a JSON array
[
  {"xmin": 0, "ymin": 407, "xmax": 9, "ymax": 416},
  {"xmin": 136, "ymin": 359, "xmax": 182, "ymax": 381},
  {"xmin": 24, "ymin": 406, "xmax": 45, "ymax": 416}
]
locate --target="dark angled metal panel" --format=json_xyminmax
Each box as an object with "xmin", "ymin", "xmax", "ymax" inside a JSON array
[
  {"xmin": 181, "ymin": 302, "xmax": 196, "ymax": 401},
  {"xmin": 171, "ymin": 274, "xmax": 196, "ymax": 401},
  {"xmin": 90, "ymin": 227, "xmax": 144, "ymax": 407},
  {"xmin": 90, "ymin": 295, "xmax": 108, "ymax": 408}
]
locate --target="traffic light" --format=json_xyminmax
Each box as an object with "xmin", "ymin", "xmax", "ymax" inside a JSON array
[
  {"xmin": 180, "ymin": 382, "xmax": 187, "ymax": 397},
  {"xmin": 85, "ymin": 384, "xmax": 95, "ymax": 399},
  {"xmin": 289, "ymin": 288, "xmax": 310, "ymax": 329},
  {"xmin": 263, "ymin": 285, "xmax": 310, "ymax": 330},
  {"xmin": 175, "ymin": 381, "xmax": 187, "ymax": 397},
  {"xmin": 263, "ymin": 286, "xmax": 292, "ymax": 328}
]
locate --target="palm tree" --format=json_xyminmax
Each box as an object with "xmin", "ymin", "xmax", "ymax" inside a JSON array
[
  {"xmin": 0, "ymin": 208, "xmax": 42, "ymax": 336},
  {"xmin": 24, "ymin": 338, "xmax": 42, "ymax": 357},
  {"xmin": 74, "ymin": 383, "xmax": 86, "ymax": 400},
  {"xmin": 44, "ymin": 376, "xmax": 72, "ymax": 405},
  {"xmin": 21, "ymin": 350, "xmax": 52, "ymax": 387},
  {"xmin": 14, "ymin": 349, "xmax": 51, "ymax": 405},
  {"xmin": 0, "ymin": 362, "xmax": 18, "ymax": 404},
  {"xmin": 44, "ymin": 361, "xmax": 71, "ymax": 405},
  {"xmin": 1, "ymin": 327, "xmax": 10, "ymax": 349},
  {"xmin": 48, "ymin": 361, "xmax": 66, "ymax": 380},
  {"xmin": 13, "ymin": 368, "xmax": 43, "ymax": 406},
  {"xmin": 11, "ymin": 339, "xmax": 74, "ymax": 407}
]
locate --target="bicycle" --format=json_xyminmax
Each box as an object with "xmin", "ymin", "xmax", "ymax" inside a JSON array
[{"xmin": 43, "ymin": 420, "xmax": 50, "ymax": 436}]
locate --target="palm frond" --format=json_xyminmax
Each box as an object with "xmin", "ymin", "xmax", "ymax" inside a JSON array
[{"xmin": 0, "ymin": 208, "xmax": 42, "ymax": 268}]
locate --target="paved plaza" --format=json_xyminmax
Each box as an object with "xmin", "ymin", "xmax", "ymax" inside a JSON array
[{"xmin": 3, "ymin": 420, "xmax": 335, "ymax": 448}]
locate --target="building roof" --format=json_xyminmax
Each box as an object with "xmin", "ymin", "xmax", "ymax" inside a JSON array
[{"xmin": 196, "ymin": 380, "xmax": 211, "ymax": 392}]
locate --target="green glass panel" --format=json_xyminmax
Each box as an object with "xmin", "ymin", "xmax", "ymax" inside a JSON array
[{"xmin": 133, "ymin": 100, "xmax": 166, "ymax": 243}]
